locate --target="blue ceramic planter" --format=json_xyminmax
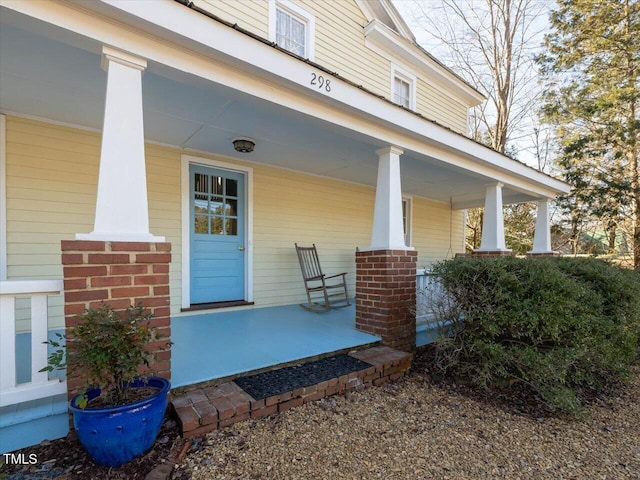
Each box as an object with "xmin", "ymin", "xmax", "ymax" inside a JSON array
[{"xmin": 70, "ymin": 376, "xmax": 170, "ymax": 467}]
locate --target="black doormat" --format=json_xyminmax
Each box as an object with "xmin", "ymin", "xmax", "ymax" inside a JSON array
[{"xmin": 234, "ymin": 354, "xmax": 373, "ymax": 400}]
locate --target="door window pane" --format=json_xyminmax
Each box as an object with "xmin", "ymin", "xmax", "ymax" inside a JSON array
[
  {"xmin": 226, "ymin": 218, "xmax": 238, "ymax": 236},
  {"xmin": 210, "ymin": 196, "xmax": 225, "ymax": 215},
  {"xmin": 193, "ymin": 170, "xmax": 242, "ymax": 237},
  {"xmin": 226, "ymin": 178, "xmax": 238, "ymax": 197},
  {"xmin": 212, "ymin": 176, "xmax": 224, "ymax": 196},
  {"xmin": 226, "ymin": 199, "xmax": 237, "ymax": 216},
  {"xmin": 210, "ymin": 216, "xmax": 224, "ymax": 235},
  {"xmin": 194, "ymin": 194, "xmax": 208, "ymax": 214},
  {"xmin": 194, "ymin": 215, "xmax": 208, "ymax": 234},
  {"xmin": 194, "ymin": 174, "xmax": 208, "ymax": 193}
]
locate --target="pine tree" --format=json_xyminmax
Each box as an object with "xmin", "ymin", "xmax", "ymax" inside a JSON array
[{"xmin": 539, "ymin": 0, "xmax": 640, "ymax": 268}]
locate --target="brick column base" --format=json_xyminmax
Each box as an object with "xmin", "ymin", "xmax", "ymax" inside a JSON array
[
  {"xmin": 526, "ymin": 252, "xmax": 561, "ymax": 258},
  {"xmin": 355, "ymin": 249, "xmax": 417, "ymax": 352},
  {"xmin": 61, "ymin": 240, "xmax": 172, "ymax": 399}
]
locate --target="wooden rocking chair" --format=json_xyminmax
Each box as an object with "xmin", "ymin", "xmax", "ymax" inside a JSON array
[{"xmin": 295, "ymin": 243, "xmax": 351, "ymax": 312}]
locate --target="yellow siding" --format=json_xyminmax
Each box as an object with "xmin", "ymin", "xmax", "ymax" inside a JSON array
[
  {"xmin": 5, "ymin": 117, "xmax": 99, "ymax": 332},
  {"xmin": 195, "ymin": 0, "xmax": 269, "ymax": 37},
  {"xmin": 190, "ymin": 0, "xmax": 469, "ymax": 141},
  {"xmin": 251, "ymin": 166, "xmax": 374, "ymax": 306},
  {"xmin": 145, "ymin": 145, "xmax": 183, "ymax": 317},
  {"xmin": 4, "ymin": 117, "xmax": 183, "ymax": 331},
  {"xmin": 4, "ymin": 115, "xmax": 463, "ymax": 330},
  {"xmin": 303, "ymin": 0, "xmax": 390, "ymax": 99},
  {"xmin": 249, "ymin": 167, "xmax": 465, "ymax": 306},
  {"xmin": 195, "ymin": 0, "xmax": 390, "ymax": 99},
  {"xmin": 411, "ymin": 197, "xmax": 465, "ymax": 268},
  {"xmin": 416, "ymin": 79, "xmax": 469, "ymax": 134}
]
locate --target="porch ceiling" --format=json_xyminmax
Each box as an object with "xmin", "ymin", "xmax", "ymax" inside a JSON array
[{"xmin": 0, "ymin": 8, "xmax": 536, "ymax": 208}]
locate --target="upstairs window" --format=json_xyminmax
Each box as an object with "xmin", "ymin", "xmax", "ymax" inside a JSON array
[
  {"xmin": 269, "ymin": 1, "xmax": 315, "ymax": 60},
  {"xmin": 276, "ymin": 9, "xmax": 306, "ymax": 57},
  {"xmin": 394, "ymin": 76, "xmax": 411, "ymax": 108},
  {"xmin": 391, "ymin": 66, "xmax": 416, "ymax": 110}
]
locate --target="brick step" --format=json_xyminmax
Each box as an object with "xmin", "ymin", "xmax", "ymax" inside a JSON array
[{"xmin": 171, "ymin": 346, "xmax": 412, "ymax": 439}]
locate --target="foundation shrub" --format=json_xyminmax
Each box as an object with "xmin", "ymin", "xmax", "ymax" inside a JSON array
[{"xmin": 430, "ymin": 256, "xmax": 640, "ymax": 413}]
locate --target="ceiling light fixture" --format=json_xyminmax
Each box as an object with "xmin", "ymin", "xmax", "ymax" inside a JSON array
[{"xmin": 232, "ymin": 137, "xmax": 255, "ymax": 153}]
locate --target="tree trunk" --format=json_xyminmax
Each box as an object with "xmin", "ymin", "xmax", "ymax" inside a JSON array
[
  {"xmin": 607, "ymin": 223, "xmax": 617, "ymax": 254},
  {"xmin": 570, "ymin": 215, "xmax": 580, "ymax": 255},
  {"xmin": 633, "ymin": 146, "xmax": 639, "ymax": 269}
]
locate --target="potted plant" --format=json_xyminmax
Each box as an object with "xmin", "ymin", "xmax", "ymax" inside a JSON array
[{"xmin": 43, "ymin": 303, "xmax": 171, "ymax": 467}]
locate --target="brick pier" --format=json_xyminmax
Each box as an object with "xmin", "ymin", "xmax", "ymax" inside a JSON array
[
  {"xmin": 355, "ymin": 249, "xmax": 417, "ymax": 352},
  {"xmin": 61, "ymin": 240, "xmax": 172, "ymax": 399}
]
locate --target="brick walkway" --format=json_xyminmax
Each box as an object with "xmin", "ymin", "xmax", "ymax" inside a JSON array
[{"xmin": 172, "ymin": 346, "xmax": 412, "ymax": 438}]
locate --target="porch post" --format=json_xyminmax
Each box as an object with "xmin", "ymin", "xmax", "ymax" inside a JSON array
[
  {"xmin": 473, "ymin": 183, "xmax": 512, "ymax": 256},
  {"xmin": 355, "ymin": 146, "xmax": 416, "ymax": 352},
  {"xmin": 77, "ymin": 46, "xmax": 163, "ymax": 242},
  {"xmin": 528, "ymin": 199, "xmax": 560, "ymax": 257},
  {"xmin": 63, "ymin": 48, "xmax": 171, "ymax": 407},
  {"xmin": 370, "ymin": 146, "xmax": 407, "ymax": 250}
]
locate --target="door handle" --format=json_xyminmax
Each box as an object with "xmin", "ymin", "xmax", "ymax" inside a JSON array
[{"xmin": 238, "ymin": 246, "xmax": 245, "ymax": 251}]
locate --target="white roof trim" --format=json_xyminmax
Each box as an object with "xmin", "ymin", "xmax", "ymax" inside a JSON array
[
  {"xmin": 364, "ymin": 19, "xmax": 485, "ymax": 107},
  {"xmin": 379, "ymin": 0, "xmax": 416, "ymax": 40},
  {"xmin": 355, "ymin": 0, "xmax": 415, "ymax": 41}
]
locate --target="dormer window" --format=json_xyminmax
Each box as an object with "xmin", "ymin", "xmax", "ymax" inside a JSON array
[
  {"xmin": 391, "ymin": 66, "xmax": 416, "ymax": 110},
  {"xmin": 269, "ymin": 0, "xmax": 315, "ymax": 60}
]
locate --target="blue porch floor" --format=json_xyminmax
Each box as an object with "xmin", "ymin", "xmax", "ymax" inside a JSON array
[{"xmin": 171, "ymin": 304, "xmax": 380, "ymax": 388}]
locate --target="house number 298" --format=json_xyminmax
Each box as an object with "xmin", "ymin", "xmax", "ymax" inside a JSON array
[{"xmin": 310, "ymin": 73, "xmax": 331, "ymax": 92}]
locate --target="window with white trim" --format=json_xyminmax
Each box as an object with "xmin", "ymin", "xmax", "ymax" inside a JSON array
[
  {"xmin": 391, "ymin": 66, "xmax": 416, "ymax": 110},
  {"xmin": 394, "ymin": 77, "xmax": 411, "ymax": 108},
  {"xmin": 269, "ymin": 0, "xmax": 315, "ymax": 59},
  {"xmin": 402, "ymin": 197, "xmax": 412, "ymax": 247}
]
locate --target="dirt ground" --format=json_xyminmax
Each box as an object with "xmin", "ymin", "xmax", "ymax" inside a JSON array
[{"xmin": 3, "ymin": 351, "xmax": 639, "ymax": 480}]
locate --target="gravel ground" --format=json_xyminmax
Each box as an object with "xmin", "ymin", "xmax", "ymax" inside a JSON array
[
  {"xmin": 175, "ymin": 361, "xmax": 640, "ymax": 480},
  {"xmin": 3, "ymin": 353, "xmax": 638, "ymax": 480}
]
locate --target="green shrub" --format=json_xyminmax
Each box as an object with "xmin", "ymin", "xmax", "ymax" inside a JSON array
[
  {"xmin": 42, "ymin": 303, "xmax": 159, "ymax": 406},
  {"xmin": 429, "ymin": 256, "xmax": 640, "ymax": 413}
]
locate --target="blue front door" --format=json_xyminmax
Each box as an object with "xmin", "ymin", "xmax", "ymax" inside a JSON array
[{"xmin": 190, "ymin": 164, "xmax": 245, "ymax": 304}]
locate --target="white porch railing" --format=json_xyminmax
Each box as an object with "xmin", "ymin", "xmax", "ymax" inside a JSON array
[
  {"xmin": 0, "ymin": 279, "xmax": 67, "ymax": 407},
  {"xmin": 415, "ymin": 268, "xmax": 447, "ymax": 326}
]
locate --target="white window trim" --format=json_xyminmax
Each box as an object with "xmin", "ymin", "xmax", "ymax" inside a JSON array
[
  {"xmin": 268, "ymin": 0, "xmax": 315, "ymax": 60},
  {"xmin": 181, "ymin": 154, "xmax": 254, "ymax": 310},
  {"xmin": 0, "ymin": 114, "xmax": 7, "ymax": 280},
  {"xmin": 402, "ymin": 196, "xmax": 413, "ymax": 248},
  {"xmin": 391, "ymin": 65, "xmax": 417, "ymax": 111}
]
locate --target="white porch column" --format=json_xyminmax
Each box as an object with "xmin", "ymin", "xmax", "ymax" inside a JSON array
[
  {"xmin": 368, "ymin": 146, "xmax": 409, "ymax": 250},
  {"xmin": 476, "ymin": 183, "xmax": 510, "ymax": 253},
  {"xmin": 77, "ymin": 46, "xmax": 164, "ymax": 242},
  {"xmin": 529, "ymin": 199, "xmax": 557, "ymax": 254}
]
